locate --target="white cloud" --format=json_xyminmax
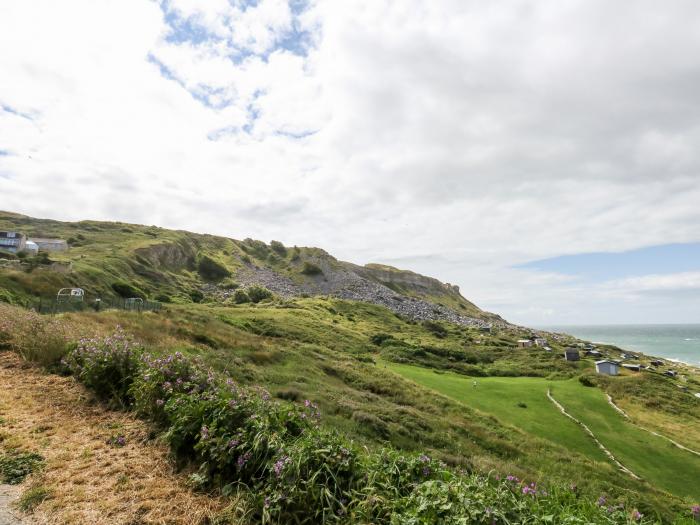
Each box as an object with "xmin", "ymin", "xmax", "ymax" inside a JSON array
[{"xmin": 1, "ymin": 0, "xmax": 700, "ymax": 324}]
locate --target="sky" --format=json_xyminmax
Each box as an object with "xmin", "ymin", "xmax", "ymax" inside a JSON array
[{"xmin": 1, "ymin": 0, "xmax": 699, "ymax": 325}]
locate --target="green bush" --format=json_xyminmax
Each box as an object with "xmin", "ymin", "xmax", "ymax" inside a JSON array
[
  {"xmin": 422, "ymin": 320, "xmax": 448, "ymax": 338},
  {"xmin": 154, "ymin": 293, "xmax": 172, "ymax": 303},
  {"xmin": 111, "ymin": 281, "xmax": 145, "ymax": 299},
  {"xmin": 370, "ymin": 333, "xmax": 394, "ymax": 346},
  {"xmin": 270, "ymin": 240, "xmax": 287, "ymax": 256},
  {"xmin": 189, "ymin": 290, "xmax": 204, "ymax": 303},
  {"xmin": 197, "ymin": 255, "xmax": 231, "ymax": 281},
  {"xmin": 219, "ymin": 278, "xmax": 239, "ymax": 290},
  {"xmin": 579, "ymin": 375, "xmax": 596, "ymax": 387},
  {"xmin": 131, "ymin": 352, "xmax": 209, "ymax": 426},
  {"xmin": 247, "ymin": 285, "xmax": 273, "ymax": 303},
  {"xmin": 300, "ymin": 261, "xmax": 323, "ymax": 276},
  {"xmin": 62, "ymin": 328, "xmax": 143, "ymax": 407},
  {"xmin": 233, "ymin": 289, "xmax": 250, "ymax": 304}
]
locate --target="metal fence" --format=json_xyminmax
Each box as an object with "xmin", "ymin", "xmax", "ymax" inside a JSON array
[{"xmin": 35, "ymin": 296, "xmax": 162, "ymax": 315}]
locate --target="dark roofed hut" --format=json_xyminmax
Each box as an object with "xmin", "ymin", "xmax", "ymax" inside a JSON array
[{"xmin": 564, "ymin": 348, "xmax": 580, "ymax": 362}]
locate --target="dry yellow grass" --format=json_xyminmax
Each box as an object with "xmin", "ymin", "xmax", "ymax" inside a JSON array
[{"xmin": 0, "ymin": 352, "xmax": 246, "ymax": 525}]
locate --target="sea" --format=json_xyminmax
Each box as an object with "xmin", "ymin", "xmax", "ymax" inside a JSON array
[{"xmin": 539, "ymin": 324, "xmax": 700, "ymax": 367}]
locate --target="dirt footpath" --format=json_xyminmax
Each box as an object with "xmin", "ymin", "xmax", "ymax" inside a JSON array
[
  {"xmin": 0, "ymin": 484, "xmax": 23, "ymax": 525},
  {"xmin": 0, "ymin": 352, "xmax": 237, "ymax": 525}
]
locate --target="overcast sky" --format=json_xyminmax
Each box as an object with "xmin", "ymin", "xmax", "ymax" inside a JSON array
[{"xmin": 1, "ymin": 1, "xmax": 700, "ymax": 325}]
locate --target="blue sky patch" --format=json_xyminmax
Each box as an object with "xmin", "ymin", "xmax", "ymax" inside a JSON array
[{"xmin": 518, "ymin": 242, "xmax": 700, "ymax": 282}]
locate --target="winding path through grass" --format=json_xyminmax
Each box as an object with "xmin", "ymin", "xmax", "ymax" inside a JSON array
[
  {"xmin": 389, "ymin": 362, "xmax": 700, "ymax": 501},
  {"xmin": 547, "ymin": 389, "xmax": 640, "ymax": 479},
  {"xmin": 605, "ymin": 395, "xmax": 700, "ymax": 457}
]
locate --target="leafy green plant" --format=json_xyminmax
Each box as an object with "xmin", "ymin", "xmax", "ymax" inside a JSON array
[
  {"xmin": 300, "ymin": 261, "xmax": 323, "ymax": 276},
  {"xmin": 190, "ymin": 290, "xmax": 204, "ymax": 303},
  {"xmin": 154, "ymin": 293, "xmax": 172, "ymax": 303},
  {"xmin": 270, "ymin": 240, "xmax": 287, "ymax": 256},
  {"xmin": 111, "ymin": 281, "xmax": 145, "ymax": 299},
  {"xmin": 62, "ymin": 327, "xmax": 142, "ymax": 407},
  {"xmin": 197, "ymin": 255, "xmax": 231, "ymax": 281},
  {"xmin": 246, "ymin": 285, "xmax": 273, "ymax": 304},
  {"xmin": 422, "ymin": 320, "xmax": 447, "ymax": 338},
  {"xmin": 233, "ymin": 289, "xmax": 250, "ymax": 304},
  {"xmin": 0, "ymin": 451, "xmax": 44, "ymax": 484}
]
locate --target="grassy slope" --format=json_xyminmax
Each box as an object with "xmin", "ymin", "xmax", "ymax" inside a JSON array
[
  {"xmin": 389, "ymin": 362, "xmax": 700, "ymax": 502},
  {"xmin": 554, "ymin": 384, "xmax": 700, "ymax": 501},
  {"xmin": 1, "ymin": 211, "xmax": 699, "ymax": 520},
  {"xmin": 33, "ymin": 302, "xmax": 691, "ymax": 520}
]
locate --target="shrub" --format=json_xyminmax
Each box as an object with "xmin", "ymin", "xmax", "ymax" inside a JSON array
[
  {"xmin": 300, "ymin": 261, "xmax": 323, "ymax": 276},
  {"xmin": 422, "ymin": 320, "xmax": 448, "ymax": 338},
  {"xmin": 579, "ymin": 375, "xmax": 596, "ymax": 387},
  {"xmin": 270, "ymin": 240, "xmax": 287, "ymax": 256},
  {"xmin": 219, "ymin": 278, "xmax": 239, "ymax": 290},
  {"xmin": 370, "ymin": 333, "xmax": 394, "ymax": 346},
  {"xmin": 62, "ymin": 328, "xmax": 143, "ymax": 407},
  {"xmin": 247, "ymin": 285, "xmax": 273, "ymax": 304},
  {"xmin": 189, "ymin": 290, "xmax": 204, "ymax": 303},
  {"xmin": 233, "ymin": 289, "xmax": 250, "ymax": 304},
  {"xmin": 131, "ymin": 352, "xmax": 211, "ymax": 426},
  {"xmin": 154, "ymin": 293, "xmax": 172, "ymax": 303},
  {"xmin": 197, "ymin": 255, "xmax": 231, "ymax": 281},
  {"xmin": 111, "ymin": 281, "xmax": 145, "ymax": 299}
]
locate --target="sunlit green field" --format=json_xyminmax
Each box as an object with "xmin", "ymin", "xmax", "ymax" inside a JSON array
[{"xmin": 388, "ymin": 362, "xmax": 700, "ymax": 501}]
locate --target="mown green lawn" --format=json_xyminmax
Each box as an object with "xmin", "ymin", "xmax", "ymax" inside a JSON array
[
  {"xmin": 552, "ymin": 383, "xmax": 700, "ymax": 502},
  {"xmin": 387, "ymin": 362, "xmax": 607, "ymax": 461},
  {"xmin": 389, "ymin": 362, "xmax": 700, "ymax": 501}
]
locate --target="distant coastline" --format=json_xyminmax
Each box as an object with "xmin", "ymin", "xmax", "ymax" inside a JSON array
[{"xmin": 539, "ymin": 324, "xmax": 700, "ymax": 367}]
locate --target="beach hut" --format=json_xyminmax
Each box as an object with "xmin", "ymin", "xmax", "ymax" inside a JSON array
[
  {"xmin": 564, "ymin": 348, "xmax": 580, "ymax": 362},
  {"xmin": 595, "ymin": 360, "xmax": 619, "ymax": 375}
]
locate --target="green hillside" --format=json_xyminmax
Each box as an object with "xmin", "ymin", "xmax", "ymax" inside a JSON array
[{"xmin": 1, "ymin": 211, "xmax": 699, "ymax": 523}]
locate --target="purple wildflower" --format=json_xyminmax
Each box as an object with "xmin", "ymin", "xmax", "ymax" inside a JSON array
[
  {"xmin": 274, "ymin": 456, "xmax": 290, "ymax": 478},
  {"xmin": 597, "ymin": 496, "xmax": 606, "ymax": 507},
  {"xmin": 156, "ymin": 399, "xmax": 164, "ymax": 406},
  {"xmin": 692, "ymin": 505, "xmax": 700, "ymax": 517},
  {"xmin": 237, "ymin": 451, "xmax": 252, "ymax": 469},
  {"xmin": 200, "ymin": 426, "xmax": 209, "ymax": 440},
  {"xmin": 631, "ymin": 509, "xmax": 642, "ymax": 521}
]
